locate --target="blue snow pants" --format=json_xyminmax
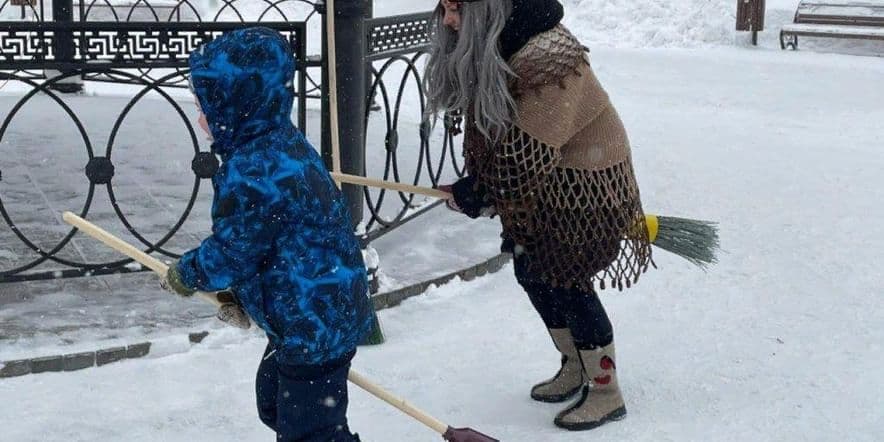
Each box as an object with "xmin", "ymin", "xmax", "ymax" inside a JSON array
[{"xmin": 256, "ymin": 342, "xmax": 358, "ymax": 442}]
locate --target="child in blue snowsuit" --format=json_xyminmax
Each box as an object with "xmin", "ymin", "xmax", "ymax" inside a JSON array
[{"xmin": 161, "ymin": 27, "xmax": 372, "ymax": 442}]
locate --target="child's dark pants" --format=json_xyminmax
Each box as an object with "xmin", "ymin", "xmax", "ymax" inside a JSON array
[{"xmin": 256, "ymin": 343, "xmax": 358, "ymax": 442}]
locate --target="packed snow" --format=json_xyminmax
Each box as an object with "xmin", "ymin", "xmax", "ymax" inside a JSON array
[{"xmin": 2, "ymin": 0, "xmax": 884, "ymax": 441}]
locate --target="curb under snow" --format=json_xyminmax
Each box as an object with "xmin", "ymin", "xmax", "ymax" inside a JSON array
[{"xmin": 0, "ymin": 254, "xmax": 510, "ymax": 379}]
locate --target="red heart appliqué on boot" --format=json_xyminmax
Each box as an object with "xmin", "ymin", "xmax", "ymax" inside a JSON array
[
  {"xmin": 600, "ymin": 356, "xmax": 616, "ymax": 371},
  {"xmin": 593, "ymin": 356, "xmax": 616, "ymax": 385}
]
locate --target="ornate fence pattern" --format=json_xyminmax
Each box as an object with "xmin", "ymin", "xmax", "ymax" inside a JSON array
[{"xmin": 0, "ymin": 2, "xmax": 466, "ymax": 287}]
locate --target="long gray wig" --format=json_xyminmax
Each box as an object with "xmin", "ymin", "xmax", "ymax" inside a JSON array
[{"xmin": 423, "ymin": 0, "xmax": 515, "ymax": 140}]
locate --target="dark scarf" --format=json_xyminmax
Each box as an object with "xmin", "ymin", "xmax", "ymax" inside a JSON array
[{"xmin": 499, "ymin": 0, "xmax": 565, "ymax": 60}]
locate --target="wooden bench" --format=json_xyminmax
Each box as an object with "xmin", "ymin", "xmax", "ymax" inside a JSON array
[{"xmin": 781, "ymin": 1, "xmax": 884, "ymax": 49}]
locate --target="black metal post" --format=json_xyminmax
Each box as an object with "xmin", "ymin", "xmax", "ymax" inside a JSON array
[
  {"xmin": 320, "ymin": 0, "xmax": 366, "ymax": 228},
  {"xmin": 365, "ymin": 0, "xmax": 381, "ymax": 112},
  {"xmin": 50, "ymin": 0, "xmax": 83, "ymax": 93},
  {"xmin": 752, "ymin": 0, "xmax": 766, "ymax": 47},
  {"xmin": 319, "ymin": 0, "xmax": 376, "ymax": 293},
  {"xmin": 53, "ymin": 0, "xmax": 74, "ymax": 58}
]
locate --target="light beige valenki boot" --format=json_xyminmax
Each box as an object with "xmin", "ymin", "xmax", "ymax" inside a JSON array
[
  {"xmin": 554, "ymin": 342, "xmax": 627, "ymax": 431},
  {"xmin": 531, "ymin": 328, "xmax": 584, "ymax": 402}
]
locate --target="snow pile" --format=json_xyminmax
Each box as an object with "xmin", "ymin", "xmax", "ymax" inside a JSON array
[
  {"xmin": 559, "ymin": 1, "xmax": 816, "ymax": 48},
  {"xmin": 562, "ymin": 0, "xmax": 739, "ymax": 48}
]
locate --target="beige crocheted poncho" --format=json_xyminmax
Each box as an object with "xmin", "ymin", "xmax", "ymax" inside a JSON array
[{"xmin": 463, "ymin": 25, "xmax": 654, "ymax": 291}]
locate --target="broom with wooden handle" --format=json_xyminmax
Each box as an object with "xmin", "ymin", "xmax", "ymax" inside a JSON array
[
  {"xmin": 324, "ymin": 0, "xmax": 386, "ymax": 346},
  {"xmin": 61, "ymin": 212, "xmax": 252, "ymax": 329},
  {"xmin": 330, "ymin": 172, "xmax": 720, "ymax": 268},
  {"xmin": 61, "ymin": 211, "xmax": 499, "ymax": 442},
  {"xmin": 326, "ymin": 0, "xmax": 343, "ymax": 182}
]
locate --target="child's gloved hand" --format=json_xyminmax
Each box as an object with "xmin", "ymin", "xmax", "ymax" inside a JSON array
[
  {"xmin": 160, "ymin": 262, "xmax": 196, "ymax": 297},
  {"xmin": 211, "ymin": 291, "xmax": 251, "ymax": 329},
  {"xmin": 217, "ymin": 301, "xmax": 252, "ymax": 329}
]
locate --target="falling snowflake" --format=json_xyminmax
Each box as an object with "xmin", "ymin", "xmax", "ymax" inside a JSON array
[{"xmin": 322, "ymin": 396, "xmax": 337, "ymax": 408}]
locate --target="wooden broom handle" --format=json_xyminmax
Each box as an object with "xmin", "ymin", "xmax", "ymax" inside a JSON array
[
  {"xmin": 347, "ymin": 370, "xmax": 450, "ymax": 435},
  {"xmin": 330, "ymin": 173, "xmax": 664, "ymax": 240},
  {"xmin": 63, "ymin": 213, "xmax": 455, "ymax": 435},
  {"xmin": 61, "ymin": 212, "xmax": 223, "ymax": 307},
  {"xmin": 324, "ymin": 0, "xmax": 447, "ymax": 205},
  {"xmin": 324, "ymin": 171, "xmax": 455, "ymax": 435},
  {"xmin": 326, "ymin": 0, "xmax": 342, "ymax": 186},
  {"xmin": 63, "ymin": 214, "xmax": 452, "ymax": 435},
  {"xmin": 330, "ymin": 172, "xmax": 452, "ymax": 200}
]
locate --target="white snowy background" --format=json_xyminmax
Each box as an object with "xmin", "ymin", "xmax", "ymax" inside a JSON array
[{"xmin": 1, "ymin": 0, "xmax": 883, "ymax": 441}]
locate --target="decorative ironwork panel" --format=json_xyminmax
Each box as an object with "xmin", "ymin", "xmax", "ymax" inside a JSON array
[
  {"xmin": 0, "ymin": 28, "xmax": 54, "ymax": 63},
  {"xmin": 0, "ymin": 22, "xmax": 305, "ymax": 69},
  {"xmin": 366, "ymin": 12, "xmax": 431, "ymax": 61},
  {"xmin": 0, "ymin": 9, "xmax": 464, "ymax": 284},
  {"xmin": 0, "ymin": 1, "xmax": 318, "ymax": 23},
  {"xmin": 361, "ymin": 12, "xmax": 466, "ymax": 242}
]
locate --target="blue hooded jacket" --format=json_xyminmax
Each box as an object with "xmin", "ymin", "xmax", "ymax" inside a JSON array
[{"xmin": 178, "ymin": 27, "xmax": 372, "ymax": 365}]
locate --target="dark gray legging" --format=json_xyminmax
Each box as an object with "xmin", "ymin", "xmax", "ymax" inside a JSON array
[{"xmin": 514, "ymin": 256, "xmax": 614, "ymax": 349}]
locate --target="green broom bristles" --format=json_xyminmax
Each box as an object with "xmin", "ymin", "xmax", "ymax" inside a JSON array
[
  {"xmin": 652, "ymin": 215, "xmax": 720, "ymax": 269},
  {"xmin": 359, "ymin": 308, "xmax": 386, "ymax": 346}
]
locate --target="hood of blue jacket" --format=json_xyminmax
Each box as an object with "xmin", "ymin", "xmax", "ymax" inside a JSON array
[{"xmin": 188, "ymin": 27, "xmax": 296, "ymax": 157}]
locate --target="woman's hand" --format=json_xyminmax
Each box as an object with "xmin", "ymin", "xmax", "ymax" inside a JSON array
[
  {"xmin": 438, "ymin": 176, "xmax": 496, "ymax": 219},
  {"xmin": 437, "ymin": 184, "xmax": 463, "ymax": 213}
]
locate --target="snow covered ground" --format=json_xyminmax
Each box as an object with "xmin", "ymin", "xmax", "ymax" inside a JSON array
[
  {"xmin": 2, "ymin": 0, "xmax": 884, "ymax": 440},
  {"xmin": 3, "ymin": 44, "xmax": 884, "ymax": 440},
  {"xmin": 1, "ymin": 246, "xmax": 882, "ymax": 441}
]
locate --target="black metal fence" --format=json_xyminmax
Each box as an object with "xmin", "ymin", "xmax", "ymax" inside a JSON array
[
  {"xmin": 0, "ymin": 1, "xmax": 464, "ymax": 288},
  {"xmin": 361, "ymin": 12, "xmax": 464, "ymax": 242}
]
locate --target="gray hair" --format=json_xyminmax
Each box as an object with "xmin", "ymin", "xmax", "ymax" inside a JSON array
[{"xmin": 423, "ymin": 0, "xmax": 514, "ymax": 140}]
